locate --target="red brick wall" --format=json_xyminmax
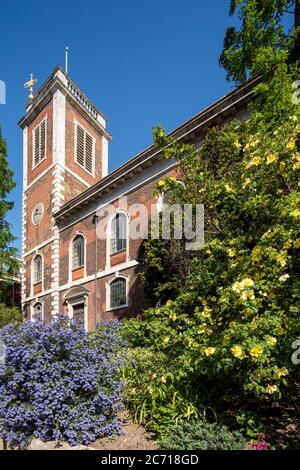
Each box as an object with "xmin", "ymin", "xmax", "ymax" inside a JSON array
[
  {"xmin": 25, "ymin": 172, "xmax": 54, "ymax": 252},
  {"xmin": 24, "ymin": 241, "xmax": 53, "ymax": 297},
  {"xmin": 27, "ymin": 101, "xmax": 53, "ymax": 186},
  {"xmin": 56, "ymin": 165, "xmax": 181, "ymax": 325}
]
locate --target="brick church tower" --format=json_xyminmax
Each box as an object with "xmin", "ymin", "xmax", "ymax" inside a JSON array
[{"xmin": 19, "ymin": 65, "xmax": 111, "ymax": 320}]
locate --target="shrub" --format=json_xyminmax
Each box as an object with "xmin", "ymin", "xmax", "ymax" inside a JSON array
[
  {"xmin": 123, "ymin": 65, "xmax": 300, "ymax": 444},
  {"xmin": 158, "ymin": 420, "xmax": 246, "ymax": 450},
  {"xmin": 0, "ymin": 304, "xmax": 22, "ymax": 328},
  {"xmin": 0, "ymin": 318, "xmax": 127, "ymax": 449},
  {"xmin": 122, "ymin": 346, "xmax": 209, "ymax": 434}
]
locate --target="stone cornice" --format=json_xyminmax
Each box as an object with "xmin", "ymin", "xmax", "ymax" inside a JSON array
[{"xmin": 18, "ymin": 65, "xmax": 112, "ymax": 141}]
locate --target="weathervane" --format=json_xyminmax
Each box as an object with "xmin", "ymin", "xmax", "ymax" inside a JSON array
[{"xmin": 24, "ymin": 73, "xmax": 38, "ymax": 100}]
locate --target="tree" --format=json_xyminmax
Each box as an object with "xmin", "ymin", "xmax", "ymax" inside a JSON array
[
  {"xmin": 0, "ymin": 127, "xmax": 19, "ymax": 299},
  {"xmin": 123, "ymin": 64, "xmax": 300, "ymax": 437},
  {"xmin": 0, "ymin": 304, "xmax": 22, "ymax": 328},
  {"xmin": 219, "ymin": 0, "xmax": 300, "ymax": 84}
]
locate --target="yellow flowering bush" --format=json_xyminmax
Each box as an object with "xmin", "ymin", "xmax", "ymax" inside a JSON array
[{"xmin": 123, "ymin": 64, "xmax": 300, "ymax": 435}]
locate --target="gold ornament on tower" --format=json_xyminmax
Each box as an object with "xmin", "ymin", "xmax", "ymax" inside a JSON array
[{"xmin": 24, "ymin": 73, "xmax": 38, "ymax": 100}]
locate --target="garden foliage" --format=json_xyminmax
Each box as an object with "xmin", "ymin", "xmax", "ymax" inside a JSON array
[
  {"xmin": 158, "ymin": 420, "xmax": 246, "ymax": 450},
  {"xmin": 0, "ymin": 318, "xmax": 126, "ymax": 448},
  {"xmin": 0, "ymin": 304, "xmax": 22, "ymax": 328},
  {"xmin": 123, "ymin": 63, "xmax": 300, "ymax": 436}
]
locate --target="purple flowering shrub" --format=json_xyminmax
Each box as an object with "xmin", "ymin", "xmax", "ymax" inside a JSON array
[{"xmin": 0, "ymin": 317, "xmax": 127, "ymax": 449}]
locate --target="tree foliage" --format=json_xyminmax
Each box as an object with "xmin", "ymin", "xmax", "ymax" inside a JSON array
[
  {"xmin": 123, "ymin": 64, "xmax": 300, "ymax": 438},
  {"xmin": 0, "ymin": 304, "xmax": 22, "ymax": 328},
  {"xmin": 0, "ymin": 127, "xmax": 19, "ymax": 298},
  {"xmin": 219, "ymin": 0, "xmax": 300, "ymax": 84}
]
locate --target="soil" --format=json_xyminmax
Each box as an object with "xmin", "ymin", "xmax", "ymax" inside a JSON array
[{"xmin": 91, "ymin": 411, "xmax": 157, "ymax": 450}]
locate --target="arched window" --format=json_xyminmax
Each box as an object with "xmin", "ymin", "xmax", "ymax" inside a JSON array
[
  {"xmin": 33, "ymin": 255, "xmax": 42, "ymax": 284},
  {"xmin": 72, "ymin": 234, "xmax": 85, "ymax": 270},
  {"xmin": 110, "ymin": 277, "xmax": 127, "ymax": 309},
  {"xmin": 110, "ymin": 212, "xmax": 127, "ymax": 254},
  {"xmin": 32, "ymin": 302, "xmax": 43, "ymax": 322}
]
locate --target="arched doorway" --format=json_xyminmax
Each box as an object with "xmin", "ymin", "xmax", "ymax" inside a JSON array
[{"xmin": 63, "ymin": 286, "xmax": 89, "ymax": 330}]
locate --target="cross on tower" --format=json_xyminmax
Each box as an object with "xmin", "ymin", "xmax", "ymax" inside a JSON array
[{"xmin": 24, "ymin": 73, "xmax": 38, "ymax": 100}]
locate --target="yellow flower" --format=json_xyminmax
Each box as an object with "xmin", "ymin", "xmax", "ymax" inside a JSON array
[
  {"xmin": 227, "ymin": 248, "xmax": 236, "ymax": 258},
  {"xmin": 243, "ymin": 177, "xmax": 251, "ymax": 187},
  {"xmin": 293, "ymin": 161, "xmax": 300, "ymax": 170},
  {"xmin": 266, "ymin": 336, "xmax": 277, "ymax": 347},
  {"xmin": 158, "ymin": 180, "xmax": 166, "ymax": 187},
  {"xmin": 169, "ymin": 176, "xmax": 177, "ymax": 182},
  {"xmin": 275, "ymin": 327, "xmax": 286, "ymax": 336},
  {"xmin": 166, "ymin": 300, "xmax": 173, "ymax": 307},
  {"xmin": 203, "ymin": 347, "xmax": 216, "ymax": 356},
  {"xmin": 279, "ymin": 274, "xmax": 289, "ymax": 282},
  {"xmin": 160, "ymin": 376, "xmax": 167, "ymax": 383},
  {"xmin": 251, "ymin": 247, "xmax": 261, "ymax": 261},
  {"xmin": 163, "ymin": 336, "xmax": 169, "ymax": 344},
  {"xmin": 286, "ymin": 141, "xmax": 296, "ymax": 150},
  {"xmin": 242, "ymin": 278, "xmax": 254, "ymax": 288},
  {"xmin": 279, "ymin": 162, "xmax": 286, "ymax": 171},
  {"xmin": 241, "ymin": 290, "xmax": 255, "ymax": 301},
  {"xmin": 266, "ymin": 153, "xmax": 277, "ymax": 165},
  {"xmin": 211, "ymin": 296, "xmax": 217, "ymax": 302},
  {"xmin": 290, "ymin": 305, "xmax": 299, "ymax": 313},
  {"xmin": 198, "ymin": 326, "xmax": 207, "ymax": 335},
  {"xmin": 249, "ymin": 156, "xmax": 261, "ymax": 166},
  {"xmin": 231, "ymin": 345, "xmax": 245, "ymax": 359},
  {"xmin": 233, "ymin": 281, "xmax": 243, "ymax": 293},
  {"xmin": 273, "ymin": 368, "xmax": 289, "ymax": 380},
  {"xmin": 234, "ymin": 141, "xmax": 242, "ymax": 149},
  {"xmin": 266, "ymin": 384, "xmax": 278, "ymax": 394},
  {"xmin": 169, "ymin": 313, "xmax": 177, "ymax": 321},
  {"xmin": 278, "ymin": 251, "xmax": 287, "ymax": 267},
  {"xmin": 225, "ymin": 184, "xmax": 234, "ymax": 193},
  {"xmin": 249, "ymin": 345, "xmax": 263, "ymax": 358},
  {"xmin": 294, "ymin": 239, "xmax": 300, "ymax": 248},
  {"xmin": 202, "ymin": 307, "xmax": 211, "ymax": 318},
  {"xmin": 291, "ymin": 209, "xmax": 300, "ymax": 218}
]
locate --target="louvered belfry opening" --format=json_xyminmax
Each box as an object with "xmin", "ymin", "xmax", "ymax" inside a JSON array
[
  {"xmin": 75, "ymin": 122, "xmax": 94, "ymax": 174},
  {"xmin": 33, "ymin": 118, "xmax": 46, "ymax": 168}
]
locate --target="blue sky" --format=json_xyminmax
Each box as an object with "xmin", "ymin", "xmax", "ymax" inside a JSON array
[{"xmin": 0, "ymin": 0, "xmax": 239, "ymax": 253}]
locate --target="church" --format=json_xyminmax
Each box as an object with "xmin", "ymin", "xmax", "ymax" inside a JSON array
[{"xmin": 20, "ymin": 65, "xmax": 259, "ymax": 328}]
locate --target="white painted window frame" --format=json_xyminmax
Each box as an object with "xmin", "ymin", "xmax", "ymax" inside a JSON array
[
  {"xmin": 31, "ymin": 253, "xmax": 44, "ymax": 296},
  {"xmin": 106, "ymin": 210, "xmax": 130, "ymax": 268},
  {"xmin": 106, "ymin": 273, "xmax": 129, "ymax": 312},
  {"xmin": 68, "ymin": 231, "xmax": 87, "ymax": 283}
]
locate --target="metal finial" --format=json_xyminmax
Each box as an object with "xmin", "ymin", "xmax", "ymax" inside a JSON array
[{"xmin": 24, "ymin": 73, "xmax": 38, "ymax": 100}]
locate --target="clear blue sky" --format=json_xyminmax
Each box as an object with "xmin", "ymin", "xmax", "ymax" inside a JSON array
[{"xmin": 0, "ymin": 0, "xmax": 239, "ymax": 254}]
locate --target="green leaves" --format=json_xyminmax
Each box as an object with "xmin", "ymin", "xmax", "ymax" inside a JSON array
[
  {"xmin": 0, "ymin": 127, "xmax": 18, "ymax": 300},
  {"xmin": 220, "ymin": 0, "xmax": 297, "ymax": 84}
]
